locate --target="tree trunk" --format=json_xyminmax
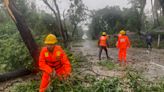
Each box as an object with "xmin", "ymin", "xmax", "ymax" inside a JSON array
[
  {"xmin": 159, "ymin": 0, "xmax": 164, "ymax": 16},
  {"xmin": 42, "ymin": 0, "xmax": 63, "ymax": 39},
  {"xmin": 154, "ymin": 0, "xmax": 160, "ymax": 26},
  {"xmin": 156, "ymin": 12, "xmax": 160, "ymax": 26},
  {"xmin": 157, "ymin": 34, "xmax": 160, "ymax": 48},
  {"xmin": 1, "ymin": 0, "xmax": 39, "ymax": 82},
  {"xmin": 72, "ymin": 24, "xmax": 77, "ymax": 37},
  {"xmin": 162, "ymin": 6, "xmax": 164, "ymax": 16},
  {"xmin": 6, "ymin": 0, "xmax": 39, "ymax": 63},
  {"xmin": 0, "ymin": 68, "xmax": 31, "ymax": 82},
  {"xmin": 63, "ymin": 10, "xmax": 69, "ymax": 40},
  {"xmin": 151, "ymin": 0, "xmax": 155, "ymax": 25},
  {"xmin": 135, "ymin": 7, "xmax": 142, "ymax": 34},
  {"xmin": 43, "ymin": 0, "xmax": 67, "ymax": 47},
  {"xmin": 54, "ymin": 0, "xmax": 67, "ymax": 47},
  {"xmin": 140, "ymin": 0, "xmax": 146, "ymax": 31}
]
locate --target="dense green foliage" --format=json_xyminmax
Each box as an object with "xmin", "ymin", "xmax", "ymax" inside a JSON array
[
  {"xmin": 68, "ymin": 0, "xmax": 87, "ymax": 37},
  {"xmin": 0, "ymin": 21, "xmax": 32, "ymax": 72},
  {"xmin": 89, "ymin": 6, "xmax": 141, "ymax": 39}
]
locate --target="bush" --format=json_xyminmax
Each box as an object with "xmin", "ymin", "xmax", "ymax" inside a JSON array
[
  {"xmin": 11, "ymin": 80, "xmax": 39, "ymax": 92},
  {"xmin": 0, "ymin": 21, "xmax": 33, "ymax": 72},
  {"xmin": 98, "ymin": 60, "xmax": 117, "ymax": 70},
  {"xmin": 11, "ymin": 75, "xmax": 123, "ymax": 92},
  {"xmin": 131, "ymin": 39, "xmax": 146, "ymax": 48},
  {"xmin": 109, "ymin": 37, "xmax": 117, "ymax": 48}
]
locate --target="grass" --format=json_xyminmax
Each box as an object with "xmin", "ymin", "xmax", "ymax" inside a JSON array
[
  {"xmin": 9, "ymin": 80, "xmax": 39, "ymax": 92},
  {"xmin": 10, "ymin": 76, "xmax": 123, "ymax": 92},
  {"xmin": 10, "ymin": 68, "xmax": 164, "ymax": 92},
  {"xmin": 98, "ymin": 60, "xmax": 118, "ymax": 70}
]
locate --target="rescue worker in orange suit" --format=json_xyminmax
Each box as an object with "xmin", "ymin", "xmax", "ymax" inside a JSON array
[
  {"xmin": 98, "ymin": 32, "xmax": 109, "ymax": 60},
  {"xmin": 116, "ymin": 30, "xmax": 130, "ymax": 66},
  {"xmin": 39, "ymin": 34, "xmax": 71, "ymax": 92}
]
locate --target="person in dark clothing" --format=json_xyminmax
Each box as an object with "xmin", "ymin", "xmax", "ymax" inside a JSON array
[
  {"xmin": 98, "ymin": 32, "xmax": 109, "ymax": 60},
  {"xmin": 146, "ymin": 34, "xmax": 153, "ymax": 50}
]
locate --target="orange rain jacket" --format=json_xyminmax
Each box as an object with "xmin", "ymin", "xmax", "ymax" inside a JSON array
[
  {"xmin": 117, "ymin": 35, "xmax": 130, "ymax": 49},
  {"xmin": 99, "ymin": 36, "xmax": 108, "ymax": 47},
  {"xmin": 39, "ymin": 45, "xmax": 71, "ymax": 92}
]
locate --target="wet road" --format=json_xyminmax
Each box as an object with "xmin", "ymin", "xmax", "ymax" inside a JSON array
[{"xmin": 72, "ymin": 40, "xmax": 164, "ymax": 80}]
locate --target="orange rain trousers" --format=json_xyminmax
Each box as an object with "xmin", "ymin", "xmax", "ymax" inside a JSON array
[
  {"xmin": 117, "ymin": 35, "xmax": 130, "ymax": 63},
  {"xmin": 39, "ymin": 45, "xmax": 71, "ymax": 92},
  {"xmin": 118, "ymin": 48, "xmax": 127, "ymax": 62}
]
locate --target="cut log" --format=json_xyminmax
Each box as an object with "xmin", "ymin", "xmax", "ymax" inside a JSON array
[{"xmin": 0, "ymin": 68, "xmax": 31, "ymax": 82}]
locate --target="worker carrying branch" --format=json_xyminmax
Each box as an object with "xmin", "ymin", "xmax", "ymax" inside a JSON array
[
  {"xmin": 116, "ymin": 30, "xmax": 130, "ymax": 66},
  {"xmin": 98, "ymin": 32, "xmax": 110, "ymax": 60},
  {"xmin": 39, "ymin": 34, "xmax": 71, "ymax": 92}
]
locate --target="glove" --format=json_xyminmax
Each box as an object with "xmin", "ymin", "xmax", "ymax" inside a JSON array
[{"xmin": 50, "ymin": 70, "xmax": 56, "ymax": 78}]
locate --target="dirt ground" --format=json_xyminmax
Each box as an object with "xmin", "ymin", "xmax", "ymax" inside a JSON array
[{"xmin": 1, "ymin": 40, "xmax": 164, "ymax": 91}]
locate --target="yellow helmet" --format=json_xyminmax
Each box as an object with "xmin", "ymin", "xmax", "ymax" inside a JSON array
[
  {"xmin": 119, "ymin": 30, "xmax": 126, "ymax": 35},
  {"xmin": 44, "ymin": 34, "xmax": 58, "ymax": 45},
  {"xmin": 102, "ymin": 32, "xmax": 106, "ymax": 36}
]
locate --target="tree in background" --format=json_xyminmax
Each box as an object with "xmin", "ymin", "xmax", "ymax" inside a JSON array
[
  {"xmin": 154, "ymin": 0, "xmax": 160, "ymax": 26},
  {"xmin": 89, "ymin": 6, "xmax": 140, "ymax": 39},
  {"xmin": 67, "ymin": 0, "xmax": 87, "ymax": 38},
  {"xmin": 159, "ymin": 0, "xmax": 164, "ymax": 16},
  {"xmin": 89, "ymin": 6, "xmax": 123, "ymax": 39},
  {"xmin": 150, "ymin": 0, "xmax": 163, "ymax": 28},
  {"xmin": 129, "ymin": 0, "xmax": 146, "ymax": 34},
  {"xmin": 123, "ymin": 7, "xmax": 141, "ymax": 32},
  {"xmin": 151, "ymin": 0, "xmax": 155, "ymax": 26},
  {"xmin": 43, "ymin": 0, "xmax": 67, "ymax": 46}
]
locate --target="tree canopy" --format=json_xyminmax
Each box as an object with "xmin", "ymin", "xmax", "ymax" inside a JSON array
[{"xmin": 89, "ymin": 6, "xmax": 141, "ymax": 39}]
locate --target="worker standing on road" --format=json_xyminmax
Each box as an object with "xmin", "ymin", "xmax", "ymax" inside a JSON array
[
  {"xmin": 39, "ymin": 34, "xmax": 71, "ymax": 92},
  {"xmin": 98, "ymin": 32, "xmax": 109, "ymax": 60},
  {"xmin": 116, "ymin": 30, "xmax": 130, "ymax": 66},
  {"xmin": 146, "ymin": 33, "xmax": 153, "ymax": 51}
]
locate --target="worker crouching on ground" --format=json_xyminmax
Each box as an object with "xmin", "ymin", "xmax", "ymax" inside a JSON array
[
  {"xmin": 116, "ymin": 30, "xmax": 130, "ymax": 66},
  {"xmin": 39, "ymin": 34, "xmax": 71, "ymax": 92},
  {"xmin": 98, "ymin": 32, "xmax": 109, "ymax": 60}
]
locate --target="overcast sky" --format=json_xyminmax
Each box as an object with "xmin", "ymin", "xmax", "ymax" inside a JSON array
[
  {"xmin": 83, "ymin": 0, "xmax": 130, "ymax": 9},
  {"xmin": 35, "ymin": 0, "xmax": 152, "ymax": 13}
]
